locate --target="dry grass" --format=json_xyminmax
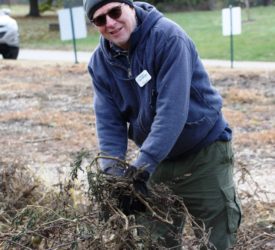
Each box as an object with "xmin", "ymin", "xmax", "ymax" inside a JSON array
[
  {"xmin": 225, "ymin": 88, "xmax": 264, "ymax": 104},
  {"xmin": 0, "ymin": 61, "xmax": 274, "ymax": 249},
  {"xmin": 236, "ymin": 129, "xmax": 275, "ymax": 146}
]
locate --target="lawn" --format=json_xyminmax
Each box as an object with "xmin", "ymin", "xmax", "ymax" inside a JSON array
[
  {"xmin": 1, "ymin": 4, "xmax": 275, "ymax": 61},
  {"xmin": 166, "ymin": 6, "xmax": 275, "ymax": 61}
]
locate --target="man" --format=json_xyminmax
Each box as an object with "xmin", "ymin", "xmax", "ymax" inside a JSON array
[{"xmin": 83, "ymin": 0, "xmax": 242, "ymax": 249}]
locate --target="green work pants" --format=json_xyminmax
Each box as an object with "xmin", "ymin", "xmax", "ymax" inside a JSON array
[{"xmin": 137, "ymin": 141, "xmax": 242, "ymax": 250}]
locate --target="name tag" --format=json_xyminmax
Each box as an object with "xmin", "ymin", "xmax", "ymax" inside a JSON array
[{"xmin": 135, "ymin": 70, "xmax": 151, "ymax": 87}]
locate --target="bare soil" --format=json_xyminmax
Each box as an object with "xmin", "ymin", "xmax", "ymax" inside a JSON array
[{"xmin": 0, "ymin": 60, "xmax": 274, "ymax": 201}]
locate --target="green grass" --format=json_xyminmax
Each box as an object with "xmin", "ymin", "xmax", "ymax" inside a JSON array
[
  {"xmin": 1, "ymin": 4, "xmax": 275, "ymax": 61},
  {"xmin": 12, "ymin": 15, "xmax": 99, "ymax": 52},
  {"xmin": 166, "ymin": 6, "xmax": 275, "ymax": 61}
]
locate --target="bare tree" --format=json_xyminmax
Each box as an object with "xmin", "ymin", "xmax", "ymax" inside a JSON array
[
  {"xmin": 28, "ymin": 0, "xmax": 40, "ymax": 17},
  {"xmin": 244, "ymin": 0, "xmax": 252, "ymax": 22}
]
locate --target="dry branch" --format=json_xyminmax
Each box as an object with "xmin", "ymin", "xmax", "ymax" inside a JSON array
[{"xmin": 0, "ymin": 155, "xmax": 274, "ymax": 249}]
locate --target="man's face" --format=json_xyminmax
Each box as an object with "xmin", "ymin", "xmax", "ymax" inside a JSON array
[{"xmin": 93, "ymin": 2, "xmax": 137, "ymax": 50}]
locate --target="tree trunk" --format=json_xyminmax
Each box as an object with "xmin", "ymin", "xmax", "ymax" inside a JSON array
[
  {"xmin": 28, "ymin": 0, "xmax": 40, "ymax": 17},
  {"xmin": 208, "ymin": 0, "xmax": 216, "ymax": 10},
  {"xmin": 244, "ymin": 0, "xmax": 251, "ymax": 22}
]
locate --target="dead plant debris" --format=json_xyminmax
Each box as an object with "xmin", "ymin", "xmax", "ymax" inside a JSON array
[{"xmin": 0, "ymin": 154, "xmax": 275, "ymax": 249}]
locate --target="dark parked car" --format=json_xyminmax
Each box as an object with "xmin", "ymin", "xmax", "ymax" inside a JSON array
[{"xmin": 0, "ymin": 9, "xmax": 19, "ymax": 59}]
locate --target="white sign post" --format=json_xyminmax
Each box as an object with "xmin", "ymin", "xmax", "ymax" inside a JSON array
[
  {"xmin": 222, "ymin": 6, "xmax": 241, "ymax": 68},
  {"xmin": 58, "ymin": 6, "xmax": 87, "ymax": 63}
]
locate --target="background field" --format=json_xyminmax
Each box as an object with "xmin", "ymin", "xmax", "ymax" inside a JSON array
[{"xmin": 1, "ymin": 4, "xmax": 275, "ymax": 61}]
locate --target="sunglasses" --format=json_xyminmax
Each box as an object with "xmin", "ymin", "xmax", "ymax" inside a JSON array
[{"xmin": 91, "ymin": 5, "xmax": 123, "ymax": 27}]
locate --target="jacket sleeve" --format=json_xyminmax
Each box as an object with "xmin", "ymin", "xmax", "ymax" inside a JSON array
[
  {"xmin": 133, "ymin": 35, "xmax": 196, "ymax": 173},
  {"xmin": 89, "ymin": 66, "xmax": 128, "ymax": 171}
]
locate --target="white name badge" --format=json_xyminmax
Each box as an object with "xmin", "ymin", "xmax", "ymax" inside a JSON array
[{"xmin": 135, "ymin": 70, "xmax": 151, "ymax": 87}]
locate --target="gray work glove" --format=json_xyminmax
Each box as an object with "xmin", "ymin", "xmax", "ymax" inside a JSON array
[
  {"xmin": 116, "ymin": 165, "xmax": 150, "ymax": 215},
  {"xmin": 124, "ymin": 165, "xmax": 150, "ymax": 196},
  {"xmin": 103, "ymin": 163, "xmax": 125, "ymax": 177}
]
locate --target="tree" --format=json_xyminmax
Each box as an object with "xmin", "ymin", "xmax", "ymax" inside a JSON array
[
  {"xmin": 244, "ymin": 0, "xmax": 251, "ymax": 21},
  {"xmin": 28, "ymin": 0, "xmax": 40, "ymax": 17}
]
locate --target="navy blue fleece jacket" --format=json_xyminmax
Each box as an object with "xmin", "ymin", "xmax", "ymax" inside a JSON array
[{"xmin": 88, "ymin": 2, "xmax": 231, "ymax": 173}]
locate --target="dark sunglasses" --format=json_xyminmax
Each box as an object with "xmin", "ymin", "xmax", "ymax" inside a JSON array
[{"xmin": 91, "ymin": 5, "xmax": 123, "ymax": 27}]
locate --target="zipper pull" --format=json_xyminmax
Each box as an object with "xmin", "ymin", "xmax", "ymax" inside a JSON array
[{"xmin": 128, "ymin": 68, "xmax": 132, "ymax": 78}]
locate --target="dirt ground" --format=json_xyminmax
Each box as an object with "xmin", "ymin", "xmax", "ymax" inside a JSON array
[{"xmin": 0, "ymin": 60, "xmax": 274, "ymax": 202}]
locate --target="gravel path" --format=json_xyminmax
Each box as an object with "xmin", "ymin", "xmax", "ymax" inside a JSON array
[{"xmin": 17, "ymin": 49, "xmax": 275, "ymax": 69}]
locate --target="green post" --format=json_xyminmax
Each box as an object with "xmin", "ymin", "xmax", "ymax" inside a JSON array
[
  {"xmin": 229, "ymin": 5, "xmax": 234, "ymax": 68},
  {"xmin": 69, "ymin": 7, "xmax": 78, "ymax": 64}
]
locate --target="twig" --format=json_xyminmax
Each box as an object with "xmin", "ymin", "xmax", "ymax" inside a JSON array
[
  {"xmin": 11, "ymin": 185, "xmax": 38, "ymax": 206},
  {"xmin": 25, "ymin": 137, "xmax": 61, "ymax": 143},
  {"xmin": 133, "ymin": 190, "xmax": 173, "ymax": 225},
  {"xmin": 87, "ymin": 155, "xmax": 130, "ymax": 172},
  {"xmin": 6, "ymin": 239, "xmax": 33, "ymax": 250},
  {"xmin": 106, "ymin": 200, "xmax": 129, "ymax": 230}
]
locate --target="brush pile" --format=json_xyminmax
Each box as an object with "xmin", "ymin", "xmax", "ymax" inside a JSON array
[
  {"xmin": 0, "ymin": 157, "xmax": 210, "ymax": 249},
  {"xmin": 0, "ymin": 156, "xmax": 274, "ymax": 249}
]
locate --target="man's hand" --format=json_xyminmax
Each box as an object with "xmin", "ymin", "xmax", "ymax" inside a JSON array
[
  {"xmin": 103, "ymin": 163, "xmax": 125, "ymax": 177},
  {"xmin": 104, "ymin": 164, "xmax": 150, "ymax": 215},
  {"xmin": 117, "ymin": 166, "xmax": 150, "ymax": 215},
  {"xmin": 124, "ymin": 165, "xmax": 150, "ymax": 196}
]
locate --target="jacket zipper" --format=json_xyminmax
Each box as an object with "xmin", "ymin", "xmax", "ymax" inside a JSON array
[
  {"xmin": 110, "ymin": 53, "xmax": 146, "ymax": 132},
  {"xmin": 126, "ymin": 54, "xmax": 132, "ymax": 78}
]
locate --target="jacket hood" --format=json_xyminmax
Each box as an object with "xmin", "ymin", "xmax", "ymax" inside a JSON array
[{"xmin": 99, "ymin": 2, "xmax": 163, "ymax": 61}]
